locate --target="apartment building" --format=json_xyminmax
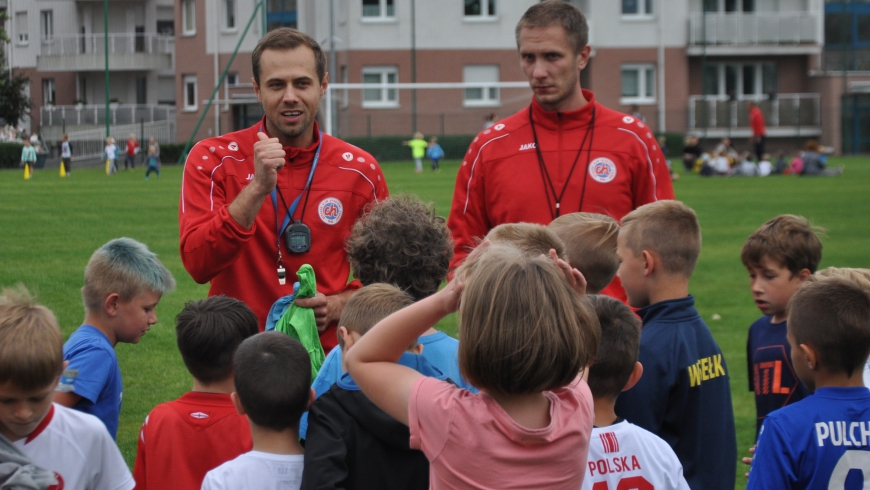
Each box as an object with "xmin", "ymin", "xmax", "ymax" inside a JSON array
[{"xmin": 4, "ymin": 0, "xmax": 177, "ymax": 149}]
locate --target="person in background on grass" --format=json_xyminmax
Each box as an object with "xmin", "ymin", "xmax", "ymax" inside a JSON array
[
  {"xmin": 613, "ymin": 200, "xmax": 736, "ymax": 490},
  {"xmin": 0, "ymin": 285, "xmax": 134, "ymax": 490},
  {"xmin": 746, "ymin": 278, "xmax": 870, "ymax": 489},
  {"xmin": 800, "ymin": 140, "xmax": 844, "ymax": 176},
  {"xmin": 758, "ymin": 153, "xmax": 772, "ymax": 177},
  {"xmin": 149, "ymin": 136, "xmax": 160, "ymax": 159},
  {"xmin": 403, "ymin": 132, "xmax": 427, "ymax": 174},
  {"xmin": 133, "ymin": 296, "xmax": 258, "ymax": 490},
  {"xmin": 426, "ymin": 136, "xmax": 444, "ymax": 172},
  {"xmin": 54, "ymin": 238, "xmax": 175, "ymax": 439},
  {"xmin": 682, "ymin": 135, "xmax": 703, "ymax": 173},
  {"xmin": 748, "ymin": 100, "xmax": 766, "ymax": 162},
  {"xmin": 144, "ymin": 145, "xmax": 161, "ymax": 180},
  {"xmin": 125, "ymin": 133, "xmax": 139, "ymax": 170},
  {"xmin": 345, "ymin": 243, "xmax": 600, "ymax": 488},
  {"xmin": 20, "ymin": 138, "xmax": 36, "ymax": 176},
  {"xmin": 201, "ymin": 332, "xmax": 313, "ymax": 490},
  {"xmin": 582, "ymin": 295, "xmax": 689, "ymax": 490},
  {"xmin": 105, "ymin": 137, "xmax": 118, "ymax": 174},
  {"xmin": 60, "ymin": 133, "xmax": 73, "ymax": 175}
]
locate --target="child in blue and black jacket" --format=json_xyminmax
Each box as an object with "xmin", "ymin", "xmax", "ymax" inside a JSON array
[{"xmin": 613, "ymin": 200, "xmax": 736, "ymax": 490}]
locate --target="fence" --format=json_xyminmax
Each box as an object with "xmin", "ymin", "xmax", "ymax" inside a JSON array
[
  {"xmin": 688, "ymin": 12, "xmax": 820, "ymax": 46},
  {"xmin": 687, "ymin": 94, "xmax": 820, "ymax": 133},
  {"xmin": 40, "ymin": 34, "xmax": 174, "ymax": 57},
  {"xmin": 43, "ymin": 121, "xmax": 177, "ymax": 162},
  {"xmin": 40, "ymin": 105, "xmax": 176, "ymax": 127}
]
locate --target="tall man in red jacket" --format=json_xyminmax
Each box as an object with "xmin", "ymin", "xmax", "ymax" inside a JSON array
[
  {"xmin": 447, "ymin": 0, "xmax": 674, "ymax": 300},
  {"xmin": 179, "ymin": 28, "xmax": 388, "ymax": 352},
  {"xmin": 748, "ymin": 100, "xmax": 767, "ymax": 162}
]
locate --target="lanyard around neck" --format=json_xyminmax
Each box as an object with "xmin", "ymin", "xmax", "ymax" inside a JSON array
[{"xmin": 266, "ymin": 127, "xmax": 323, "ymax": 243}]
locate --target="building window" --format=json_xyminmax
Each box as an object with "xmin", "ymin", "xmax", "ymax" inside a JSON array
[
  {"xmin": 463, "ymin": 65, "xmax": 500, "ymax": 107},
  {"xmin": 622, "ymin": 0, "xmax": 652, "ymax": 17},
  {"xmin": 362, "ymin": 0, "xmax": 394, "ymax": 19},
  {"xmin": 704, "ymin": 0, "xmax": 754, "ymax": 13},
  {"xmin": 702, "ymin": 62, "xmax": 776, "ymax": 98},
  {"xmin": 362, "ymin": 67, "xmax": 398, "ymax": 108},
  {"xmin": 621, "ymin": 64, "xmax": 655, "ymax": 104},
  {"xmin": 42, "ymin": 79, "xmax": 56, "ymax": 105},
  {"xmin": 184, "ymin": 75, "xmax": 198, "ymax": 111},
  {"xmin": 224, "ymin": 0, "xmax": 237, "ymax": 30},
  {"xmin": 182, "ymin": 0, "xmax": 196, "ymax": 35},
  {"xmin": 465, "ymin": 0, "xmax": 496, "ymax": 18},
  {"xmin": 40, "ymin": 10, "xmax": 54, "ymax": 41},
  {"xmin": 267, "ymin": 0, "xmax": 298, "ymax": 30},
  {"xmin": 15, "ymin": 12, "xmax": 28, "ymax": 44},
  {"xmin": 226, "ymin": 73, "xmax": 239, "ymax": 87}
]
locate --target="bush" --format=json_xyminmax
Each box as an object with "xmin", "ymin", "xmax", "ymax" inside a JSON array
[
  {"xmin": 344, "ymin": 135, "xmax": 476, "ymax": 163},
  {"xmin": 655, "ymin": 132, "xmax": 686, "ymax": 158},
  {"xmin": 159, "ymin": 143, "xmax": 188, "ymax": 165},
  {"xmin": 0, "ymin": 142, "xmax": 24, "ymax": 169}
]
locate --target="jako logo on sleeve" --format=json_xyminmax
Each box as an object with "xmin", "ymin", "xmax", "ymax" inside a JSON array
[
  {"xmin": 589, "ymin": 158, "xmax": 617, "ymax": 183},
  {"xmin": 318, "ymin": 198, "xmax": 343, "ymax": 225}
]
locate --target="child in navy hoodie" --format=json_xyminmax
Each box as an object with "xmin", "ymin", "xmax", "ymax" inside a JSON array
[
  {"xmin": 301, "ymin": 283, "xmax": 447, "ymax": 490},
  {"xmin": 613, "ymin": 200, "xmax": 736, "ymax": 490}
]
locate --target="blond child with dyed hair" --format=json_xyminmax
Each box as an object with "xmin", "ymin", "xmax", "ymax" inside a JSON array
[
  {"xmin": 346, "ymin": 244, "xmax": 600, "ymax": 488},
  {"xmin": 549, "ymin": 212, "xmax": 620, "ymax": 294}
]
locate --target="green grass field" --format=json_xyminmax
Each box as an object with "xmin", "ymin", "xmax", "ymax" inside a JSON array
[{"xmin": 1, "ymin": 157, "xmax": 869, "ymax": 488}]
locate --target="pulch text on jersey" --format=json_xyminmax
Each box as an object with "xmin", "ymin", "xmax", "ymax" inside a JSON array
[
  {"xmin": 816, "ymin": 420, "xmax": 870, "ymax": 447},
  {"xmin": 588, "ymin": 455, "xmax": 641, "ymax": 476},
  {"xmin": 519, "ymin": 143, "xmax": 536, "ymax": 151},
  {"xmin": 688, "ymin": 354, "xmax": 727, "ymax": 387}
]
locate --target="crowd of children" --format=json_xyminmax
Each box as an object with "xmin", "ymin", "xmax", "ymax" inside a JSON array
[
  {"xmin": 2, "ymin": 193, "xmax": 869, "ymax": 490},
  {"xmin": 683, "ymin": 136, "xmax": 845, "ymax": 178}
]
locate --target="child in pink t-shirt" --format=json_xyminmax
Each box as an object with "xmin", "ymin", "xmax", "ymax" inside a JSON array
[{"xmin": 346, "ymin": 244, "xmax": 599, "ymax": 489}]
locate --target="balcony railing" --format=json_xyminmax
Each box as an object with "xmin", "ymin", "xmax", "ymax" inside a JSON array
[
  {"xmin": 688, "ymin": 94, "xmax": 820, "ymax": 133},
  {"xmin": 688, "ymin": 12, "xmax": 820, "ymax": 46},
  {"xmin": 40, "ymin": 104, "xmax": 176, "ymax": 127},
  {"xmin": 40, "ymin": 33, "xmax": 174, "ymax": 57}
]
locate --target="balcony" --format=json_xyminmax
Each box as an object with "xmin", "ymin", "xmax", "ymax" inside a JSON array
[
  {"xmin": 37, "ymin": 34, "xmax": 173, "ymax": 72},
  {"xmin": 40, "ymin": 104, "xmax": 175, "ymax": 127},
  {"xmin": 687, "ymin": 12, "xmax": 822, "ymax": 56},
  {"xmin": 687, "ymin": 94, "xmax": 821, "ymax": 138}
]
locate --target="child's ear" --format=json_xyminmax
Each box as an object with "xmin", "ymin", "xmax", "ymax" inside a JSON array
[
  {"xmin": 641, "ymin": 250, "xmax": 655, "ymax": 276},
  {"xmin": 796, "ymin": 268, "xmax": 812, "ymax": 283},
  {"xmin": 104, "ymin": 293, "xmax": 121, "ymax": 317},
  {"xmin": 622, "ymin": 362, "xmax": 644, "ymax": 392},
  {"xmin": 338, "ymin": 326, "xmax": 354, "ymax": 351},
  {"xmin": 231, "ymin": 392, "xmax": 246, "ymax": 416},
  {"xmin": 800, "ymin": 343, "xmax": 820, "ymax": 371},
  {"xmin": 410, "ymin": 343, "xmax": 424, "ymax": 355}
]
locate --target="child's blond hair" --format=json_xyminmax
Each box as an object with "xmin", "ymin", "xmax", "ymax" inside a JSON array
[
  {"xmin": 485, "ymin": 222, "xmax": 567, "ymax": 259},
  {"xmin": 458, "ymin": 245, "xmax": 599, "ymax": 394},
  {"xmin": 339, "ymin": 283, "xmax": 414, "ymax": 349},
  {"xmin": 808, "ymin": 267, "xmax": 870, "ymax": 290},
  {"xmin": 620, "ymin": 201, "xmax": 701, "ymax": 278},
  {"xmin": 549, "ymin": 213, "xmax": 619, "ymax": 294},
  {"xmin": 0, "ymin": 285, "xmax": 63, "ymax": 391},
  {"xmin": 82, "ymin": 238, "xmax": 176, "ymax": 310}
]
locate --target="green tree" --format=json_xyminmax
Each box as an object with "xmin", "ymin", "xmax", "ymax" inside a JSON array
[{"xmin": 0, "ymin": 12, "xmax": 31, "ymax": 127}]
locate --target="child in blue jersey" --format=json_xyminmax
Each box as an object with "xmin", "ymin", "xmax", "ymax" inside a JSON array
[
  {"xmin": 300, "ymin": 196, "xmax": 467, "ymax": 439},
  {"xmin": 612, "ymin": 200, "xmax": 736, "ymax": 490},
  {"xmin": 741, "ymin": 215, "xmax": 821, "ymax": 436},
  {"xmin": 747, "ymin": 278, "xmax": 870, "ymax": 489},
  {"xmin": 54, "ymin": 238, "xmax": 175, "ymax": 439}
]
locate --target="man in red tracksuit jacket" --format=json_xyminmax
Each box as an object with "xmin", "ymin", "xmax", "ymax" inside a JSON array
[
  {"xmin": 179, "ymin": 28, "xmax": 387, "ymax": 352},
  {"xmin": 447, "ymin": 1, "xmax": 674, "ymax": 301}
]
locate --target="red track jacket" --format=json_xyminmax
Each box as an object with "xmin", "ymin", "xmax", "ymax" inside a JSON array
[{"xmin": 179, "ymin": 120, "xmax": 388, "ymax": 350}]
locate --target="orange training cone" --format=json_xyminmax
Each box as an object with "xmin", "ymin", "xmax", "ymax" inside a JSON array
[
  {"xmin": 24, "ymin": 164, "xmax": 31, "ymax": 180},
  {"xmin": 60, "ymin": 162, "xmax": 67, "ymax": 177}
]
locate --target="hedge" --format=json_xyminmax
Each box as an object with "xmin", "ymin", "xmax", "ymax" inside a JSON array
[
  {"xmin": 158, "ymin": 143, "xmax": 188, "ymax": 165},
  {"xmin": 0, "ymin": 142, "xmax": 25, "ymax": 169}
]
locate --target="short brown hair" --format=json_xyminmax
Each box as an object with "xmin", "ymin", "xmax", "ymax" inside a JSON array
[
  {"xmin": 809, "ymin": 267, "xmax": 870, "ymax": 290},
  {"xmin": 458, "ymin": 245, "xmax": 599, "ymax": 394},
  {"xmin": 346, "ymin": 196, "xmax": 452, "ymax": 301},
  {"xmin": 0, "ymin": 285, "xmax": 63, "ymax": 391},
  {"xmin": 175, "ymin": 296, "xmax": 259, "ymax": 385},
  {"xmin": 338, "ymin": 283, "xmax": 414, "ymax": 349},
  {"xmin": 516, "ymin": 0, "xmax": 589, "ymax": 54},
  {"xmin": 81, "ymin": 238, "xmax": 175, "ymax": 311},
  {"xmin": 252, "ymin": 27, "xmax": 326, "ymax": 85},
  {"xmin": 620, "ymin": 201, "xmax": 701, "ymax": 278},
  {"xmin": 549, "ymin": 213, "xmax": 619, "ymax": 294},
  {"xmin": 788, "ymin": 278, "xmax": 870, "ymax": 377},
  {"xmin": 740, "ymin": 214, "xmax": 824, "ymax": 276},
  {"xmin": 741, "ymin": 215, "xmax": 823, "ymax": 276},
  {"xmin": 233, "ymin": 332, "xmax": 311, "ymax": 431},
  {"xmin": 485, "ymin": 222, "xmax": 567, "ymax": 259},
  {"xmin": 586, "ymin": 295, "xmax": 641, "ymax": 400}
]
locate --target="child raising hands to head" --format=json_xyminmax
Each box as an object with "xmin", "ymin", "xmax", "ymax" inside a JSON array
[{"xmin": 345, "ymin": 244, "xmax": 600, "ymax": 488}]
